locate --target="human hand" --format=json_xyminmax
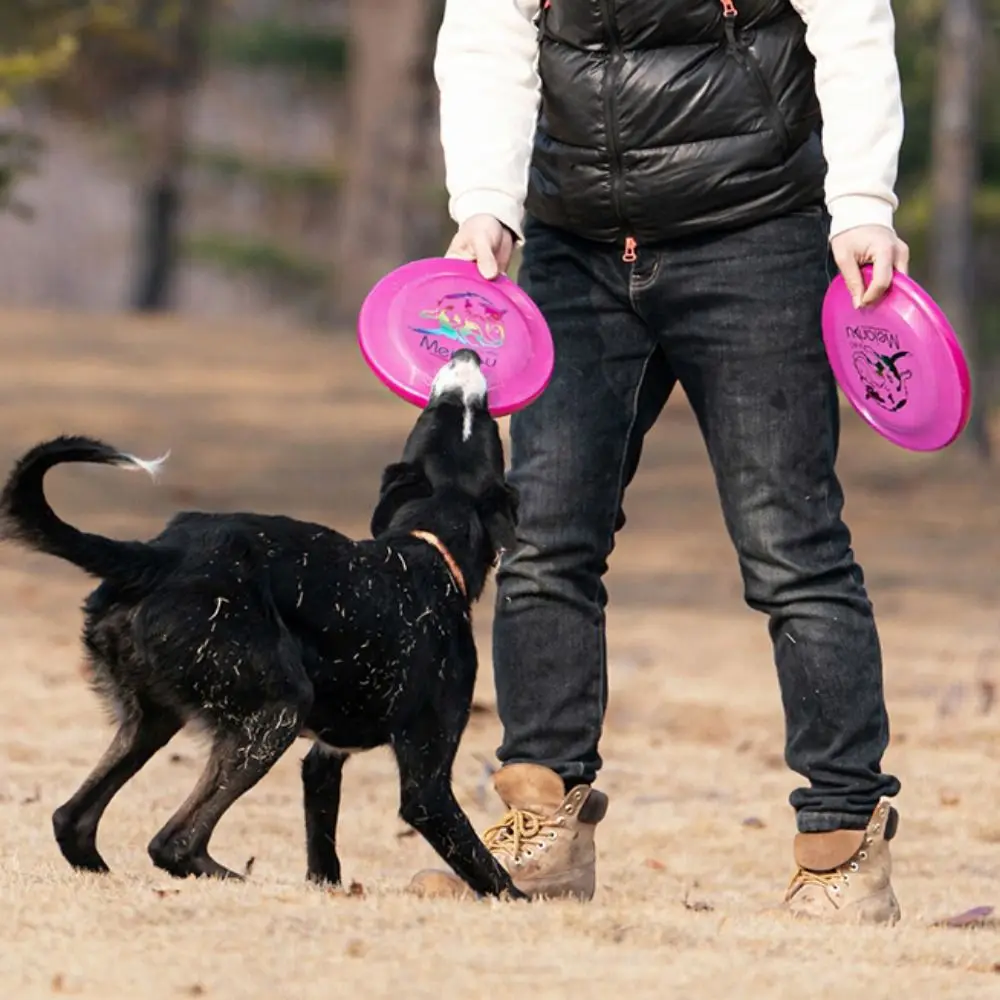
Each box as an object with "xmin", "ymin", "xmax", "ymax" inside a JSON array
[
  {"xmin": 830, "ymin": 225, "xmax": 910, "ymax": 310},
  {"xmin": 445, "ymin": 214, "xmax": 514, "ymax": 280}
]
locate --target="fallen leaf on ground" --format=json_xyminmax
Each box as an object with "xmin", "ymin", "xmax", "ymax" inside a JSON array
[
  {"xmin": 682, "ymin": 890, "xmax": 713, "ymax": 913},
  {"xmin": 342, "ymin": 881, "xmax": 365, "ymax": 898},
  {"xmin": 939, "ymin": 789, "xmax": 961, "ymax": 807},
  {"xmin": 644, "ymin": 858, "xmax": 666, "ymax": 870},
  {"xmin": 978, "ymin": 679, "xmax": 996, "ymax": 714},
  {"xmin": 152, "ymin": 887, "xmax": 181, "ymax": 899},
  {"xmin": 931, "ymin": 905, "xmax": 995, "ymax": 928},
  {"xmin": 684, "ymin": 899, "xmax": 713, "ymax": 913},
  {"xmin": 50, "ymin": 973, "xmax": 81, "ymax": 994},
  {"xmin": 742, "ymin": 816, "xmax": 766, "ymax": 829}
]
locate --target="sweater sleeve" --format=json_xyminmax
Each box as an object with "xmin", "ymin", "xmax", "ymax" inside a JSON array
[
  {"xmin": 789, "ymin": 0, "xmax": 905, "ymax": 238},
  {"xmin": 433, "ymin": 0, "xmax": 541, "ymax": 241}
]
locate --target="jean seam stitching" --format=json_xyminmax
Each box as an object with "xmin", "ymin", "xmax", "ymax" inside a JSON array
[
  {"xmin": 594, "ymin": 344, "xmax": 659, "ymax": 734},
  {"xmin": 628, "ymin": 257, "xmax": 662, "ymax": 302}
]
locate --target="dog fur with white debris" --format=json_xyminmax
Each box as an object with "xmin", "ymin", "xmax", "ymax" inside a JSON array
[{"xmin": 0, "ymin": 349, "xmax": 522, "ymax": 899}]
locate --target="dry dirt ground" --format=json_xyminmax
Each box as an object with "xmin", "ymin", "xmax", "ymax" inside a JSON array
[{"xmin": 2, "ymin": 308, "xmax": 1000, "ymax": 999}]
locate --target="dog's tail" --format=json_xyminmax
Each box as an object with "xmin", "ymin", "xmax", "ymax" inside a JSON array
[{"xmin": 0, "ymin": 435, "xmax": 175, "ymax": 584}]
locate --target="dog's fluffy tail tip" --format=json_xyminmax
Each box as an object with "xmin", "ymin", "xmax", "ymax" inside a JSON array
[{"xmin": 116, "ymin": 450, "xmax": 171, "ymax": 481}]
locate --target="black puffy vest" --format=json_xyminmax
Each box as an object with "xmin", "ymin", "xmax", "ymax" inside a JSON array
[{"xmin": 525, "ymin": 0, "xmax": 827, "ymax": 248}]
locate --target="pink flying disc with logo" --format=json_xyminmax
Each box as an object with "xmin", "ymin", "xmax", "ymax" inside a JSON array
[
  {"xmin": 822, "ymin": 266, "xmax": 971, "ymax": 452},
  {"xmin": 357, "ymin": 257, "xmax": 554, "ymax": 417}
]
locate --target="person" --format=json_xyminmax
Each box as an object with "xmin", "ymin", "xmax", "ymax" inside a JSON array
[{"xmin": 410, "ymin": 0, "xmax": 908, "ymax": 924}]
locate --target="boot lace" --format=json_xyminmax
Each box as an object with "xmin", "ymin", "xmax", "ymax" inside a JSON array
[
  {"xmin": 787, "ymin": 868, "xmax": 848, "ymax": 895},
  {"xmin": 786, "ymin": 850, "xmax": 866, "ymax": 901},
  {"xmin": 482, "ymin": 808, "xmax": 560, "ymax": 861}
]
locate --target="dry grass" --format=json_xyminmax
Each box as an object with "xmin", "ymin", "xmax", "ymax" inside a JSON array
[{"xmin": 2, "ymin": 308, "xmax": 1000, "ymax": 999}]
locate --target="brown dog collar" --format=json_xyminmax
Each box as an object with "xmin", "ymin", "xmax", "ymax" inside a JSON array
[{"xmin": 410, "ymin": 531, "xmax": 467, "ymax": 599}]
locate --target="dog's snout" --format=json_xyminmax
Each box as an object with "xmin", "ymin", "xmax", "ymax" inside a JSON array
[
  {"xmin": 429, "ymin": 351, "xmax": 488, "ymax": 409},
  {"xmin": 450, "ymin": 348, "xmax": 482, "ymax": 368}
]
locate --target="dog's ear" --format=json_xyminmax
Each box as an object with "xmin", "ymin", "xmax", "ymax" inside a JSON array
[
  {"xmin": 478, "ymin": 481, "xmax": 519, "ymax": 558},
  {"xmin": 370, "ymin": 461, "xmax": 432, "ymax": 537}
]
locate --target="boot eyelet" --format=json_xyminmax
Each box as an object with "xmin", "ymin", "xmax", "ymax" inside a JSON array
[
  {"xmin": 564, "ymin": 804, "xmax": 573, "ymax": 813},
  {"xmin": 549, "ymin": 831, "xmax": 558, "ymax": 840},
  {"xmin": 830, "ymin": 885, "xmax": 841, "ymax": 894},
  {"xmin": 524, "ymin": 850, "xmax": 533, "ymax": 858},
  {"xmin": 849, "ymin": 862, "xmax": 859, "ymax": 872},
  {"xmin": 858, "ymin": 851, "xmax": 868, "ymax": 861}
]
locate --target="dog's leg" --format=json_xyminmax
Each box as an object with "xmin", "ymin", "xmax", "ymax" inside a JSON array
[
  {"xmin": 302, "ymin": 744, "xmax": 347, "ymax": 885},
  {"xmin": 52, "ymin": 708, "xmax": 181, "ymax": 873},
  {"xmin": 148, "ymin": 701, "xmax": 306, "ymax": 879},
  {"xmin": 393, "ymin": 713, "xmax": 524, "ymax": 900}
]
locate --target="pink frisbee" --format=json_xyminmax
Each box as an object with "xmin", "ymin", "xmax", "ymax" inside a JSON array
[
  {"xmin": 357, "ymin": 257, "xmax": 554, "ymax": 417},
  {"xmin": 822, "ymin": 266, "xmax": 971, "ymax": 451}
]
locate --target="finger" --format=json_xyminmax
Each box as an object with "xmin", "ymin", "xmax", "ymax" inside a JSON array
[
  {"xmin": 472, "ymin": 232, "xmax": 499, "ymax": 279},
  {"xmin": 861, "ymin": 250, "xmax": 893, "ymax": 307},
  {"xmin": 444, "ymin": 235, "xmax": 474, "ymax": 260},
  {"xmin": 496, "ymin": 231, "xmax": 515, "ymax": 274},
  {"xmin": 837, "ymin": 254, "xmax": 865, "ymax": 310},
  {"xmin": 895, "ymin": 240, "xmax": 911, "ymax": 276}
]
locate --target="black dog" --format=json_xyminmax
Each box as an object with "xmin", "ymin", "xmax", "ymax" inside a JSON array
[{"xmin": 0, "ymin": 349, "xmax": 523, "ymax": 899}]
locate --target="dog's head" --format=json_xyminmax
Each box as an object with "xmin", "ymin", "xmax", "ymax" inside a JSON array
[{"xmin": 370, "ymin": 350, "xmax": 519, "ymax": 594}]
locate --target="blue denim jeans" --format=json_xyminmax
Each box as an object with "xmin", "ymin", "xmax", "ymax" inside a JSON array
[{"xmin": 492, "ymin": 210, "xmax": 900, "ymax": 833}]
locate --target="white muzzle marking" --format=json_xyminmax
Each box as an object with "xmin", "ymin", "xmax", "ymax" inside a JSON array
[{"xmin": 430, "ymin": 355, "xmax": 488, "ymax": 441}]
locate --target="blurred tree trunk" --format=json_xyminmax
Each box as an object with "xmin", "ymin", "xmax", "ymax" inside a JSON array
[
  {"xmin": 131, "ymin": 0, "xmax": 212, "ymax": 313},
  {"xmin": 929, "ymin": 0, "xmax": 988, "ymax": 457},
  {"xmin": 332, "ymin": 0, "xmax": 445, "ymax": 322},
  {"xmin": 405, "ymin": 0, "xmax": 448, "ymax": 263}
]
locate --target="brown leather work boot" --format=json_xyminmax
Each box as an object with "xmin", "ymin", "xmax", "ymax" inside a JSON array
[
  {"xmin": 782, "ymin": 798, "xmax": 901, "ymax": 925},
  {"xmin": 406, "ymin": 763, "xmax": 609, "ymax": 901}
]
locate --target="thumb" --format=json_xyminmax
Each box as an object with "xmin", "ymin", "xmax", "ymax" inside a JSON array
[
  {"xmin": 472, "ymin": 232, "xmax": 499, "ymax": 280},
  {"xmin": 839, "ymin": 256, "xmax": 865, "ymax": 310}
]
